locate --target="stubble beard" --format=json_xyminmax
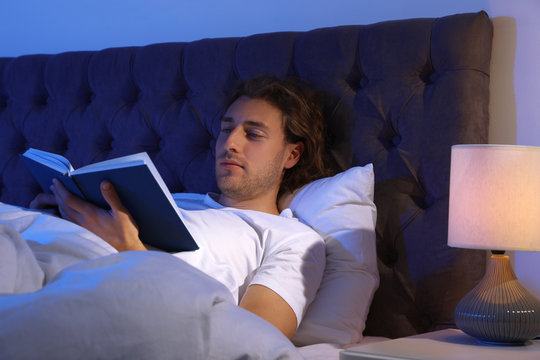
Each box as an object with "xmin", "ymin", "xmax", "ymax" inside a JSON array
[{"xmin": 216, "ymin": 150, "xmax": 286, "ymax": 202}]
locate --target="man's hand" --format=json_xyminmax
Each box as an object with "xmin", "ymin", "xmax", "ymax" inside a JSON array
[{"xmin": 50, "ymin": 178, "xmax": 146, "ymax": 252}]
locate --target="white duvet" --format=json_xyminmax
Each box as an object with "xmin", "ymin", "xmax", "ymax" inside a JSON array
[{"xmin": 0, "ymin": 202, "xmax": 304, "ymax": 359}]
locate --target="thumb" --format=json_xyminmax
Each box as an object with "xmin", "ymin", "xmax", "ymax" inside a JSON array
[{"xmin": 100, "ymin": 180, "xmax": 127, "ymax": 214}]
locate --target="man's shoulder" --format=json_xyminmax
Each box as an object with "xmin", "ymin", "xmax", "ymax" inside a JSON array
[{"xmin": 234, "ymin": 207, "xmax": 324, "ymax": 243}]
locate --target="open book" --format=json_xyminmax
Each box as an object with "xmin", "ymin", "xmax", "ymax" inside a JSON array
[{"xmin": 22, "ymin": 148, "xmax": 198, "ymax": 252}]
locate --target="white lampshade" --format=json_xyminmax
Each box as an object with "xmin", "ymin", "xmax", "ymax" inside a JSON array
[{"xmin": 448, "ymin": 144, "xmax": 540, "ymax": 252}]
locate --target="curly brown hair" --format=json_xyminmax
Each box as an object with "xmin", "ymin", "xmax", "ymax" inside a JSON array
[{"xmin": 226, "ymin": 76, "xmax": 334, "ymax": 195}]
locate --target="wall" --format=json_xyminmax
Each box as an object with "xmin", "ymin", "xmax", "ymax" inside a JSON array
[
  {"xmin": 483, "ymin": 0, "xmax": 540, "ymax": 300},
  {"xmin": 0, "ymin": 0, "xmax": 494, "ymax": 56},
  {"xmin": 2, "ymin": 0, "xmax": 540, "ymax": 297}
]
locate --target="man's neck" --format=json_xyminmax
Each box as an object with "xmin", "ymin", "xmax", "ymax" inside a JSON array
[{"xmin": 217, "ymin": 192, "xmax": 280, "ymax": 215}]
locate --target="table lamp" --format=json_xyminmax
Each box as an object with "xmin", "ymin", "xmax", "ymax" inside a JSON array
[{"xmin": 448, "ymin": 144, "xmax": 540, "ymax": 345}]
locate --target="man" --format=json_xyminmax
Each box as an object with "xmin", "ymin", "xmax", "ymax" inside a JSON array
[{"xmin": 30, "ymin": 76, "xmax": 333, "ymax": 339}]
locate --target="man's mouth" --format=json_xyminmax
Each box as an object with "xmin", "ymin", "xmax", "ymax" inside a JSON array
[{"xmin": 218, "ymin": 159, "xmax": 244, "ymax": 169}]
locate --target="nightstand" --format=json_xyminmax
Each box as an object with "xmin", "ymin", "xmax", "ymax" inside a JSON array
[{"xmin": 340, "ymin": 328, "xmax": 540, "ymax": 360}]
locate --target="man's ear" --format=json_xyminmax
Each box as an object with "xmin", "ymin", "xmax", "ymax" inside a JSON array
[{"xmin": 284, "ymin": 142, "xmax": 304, "ymax": 169}]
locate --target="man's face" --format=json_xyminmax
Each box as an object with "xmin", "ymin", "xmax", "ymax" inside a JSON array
[{"xmin": 215, "ymin": 96, "xmax": 299, "ymax": 202}]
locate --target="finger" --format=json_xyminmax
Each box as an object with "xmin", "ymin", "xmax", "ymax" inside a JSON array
[
  {"xmin": 51, "ymin": 188, "xmax": 75, "ymax": 221},
  {"xmin": 29, "ymin": 193, "xmax": 58, "ymax": 209},
  {"xmin": 57, "ymin": 203, "xmax": 74, "ymax": 222},
  {"xmin": 51, "ymin": 179, "xmax": 84, "ymax": 222},
  {"xmin": 100, "ymin": 181, "xmax": 128, "ymax": 214},
  {"xmin": 52, "ymin": 179, "xmax": 88, "ymax": 213},
  {"xmin": 50, "ymin": 184, "xmax": 76, "ymax": 221}
]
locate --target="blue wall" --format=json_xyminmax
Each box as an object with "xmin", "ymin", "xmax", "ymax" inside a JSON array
[{"xmin": 0, "ymin": 0, "xmax": 488, "ymax": 57}]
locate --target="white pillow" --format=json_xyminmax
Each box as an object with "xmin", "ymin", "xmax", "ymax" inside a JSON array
[{"xmin": 285, "ymin": 165, "xmax": 379, "ymax": 346}]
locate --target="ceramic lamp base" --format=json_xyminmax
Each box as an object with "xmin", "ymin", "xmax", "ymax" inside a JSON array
[{"xmin": 454, "ymin": 253, "xmax": 540, "ymax": 345}]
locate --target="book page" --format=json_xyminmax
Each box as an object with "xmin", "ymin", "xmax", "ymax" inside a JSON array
[
  {"xmin": 72, "ymin": 153, "xmax": 147, "ymax": 175},
  {"xmin": 23, "ymin": 148, "xmax": 74, "ymax": 174}
]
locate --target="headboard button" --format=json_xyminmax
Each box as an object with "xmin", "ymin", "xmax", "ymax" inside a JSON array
[{"xmin": 359, "ymin": 77, "xmax": 369, "ymax": 88}]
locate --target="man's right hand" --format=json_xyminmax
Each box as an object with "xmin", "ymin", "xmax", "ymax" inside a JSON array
[{"xmin": 50, "ymin": 179, "xmax": 145, "ymax": 252}]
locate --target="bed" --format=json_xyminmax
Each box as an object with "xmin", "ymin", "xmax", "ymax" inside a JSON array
[{"xmin": 0, "ymin": 11, "xmax": 492, "ymax": 359}]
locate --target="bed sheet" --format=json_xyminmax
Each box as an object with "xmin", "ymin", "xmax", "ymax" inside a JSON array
[{"xmin": 0, "ymin": 202, "xmax": 303, "ymax": 359}]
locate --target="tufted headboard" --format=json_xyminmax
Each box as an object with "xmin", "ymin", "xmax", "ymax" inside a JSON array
[{"xmin": 0, "ymin": 11, "xmax": 492, "ymax": 338}]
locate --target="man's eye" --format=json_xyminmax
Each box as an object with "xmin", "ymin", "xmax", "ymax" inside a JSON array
[{"xmin": 248, "ymin": 132, "xmax": 263, "ymax": 139}]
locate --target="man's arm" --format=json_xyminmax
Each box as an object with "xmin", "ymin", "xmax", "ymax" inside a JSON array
[
  {"xmin": 50, "ymin": 178, "xmax": 146, "ymax": 252},
  {"xmin": 239, "ymin": 284, "xmax": 297, "ymax": 339}
]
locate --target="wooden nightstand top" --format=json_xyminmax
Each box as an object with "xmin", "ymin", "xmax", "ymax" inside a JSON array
[{"xmin": 340, "ymin": 329, "xmax": 540, "ymax": 360}]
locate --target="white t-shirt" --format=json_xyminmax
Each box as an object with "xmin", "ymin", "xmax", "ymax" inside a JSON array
[{"xmin": 170, "ymin": 193, "xmax": 325, "ymax": 326}]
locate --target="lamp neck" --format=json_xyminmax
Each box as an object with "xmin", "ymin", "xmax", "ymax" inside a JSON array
[{"xmin": 486, "ymin": 252, "xmax": 517, "ymax": 283}]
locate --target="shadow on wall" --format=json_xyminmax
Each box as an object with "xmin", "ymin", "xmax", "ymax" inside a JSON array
[{"xmin": 488, "ymin": 17, "xmax": 516, "ymax": 145}]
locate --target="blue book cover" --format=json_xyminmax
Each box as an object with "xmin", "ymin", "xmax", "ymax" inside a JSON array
[{"xmin": 22, "ymin": 148, "xmax": 198, "ymax": 252}]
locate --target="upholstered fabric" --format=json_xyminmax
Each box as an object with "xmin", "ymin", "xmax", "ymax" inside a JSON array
[{"xmin": 0, "ymin": 11, "xmax": 492, "ymax": 338}]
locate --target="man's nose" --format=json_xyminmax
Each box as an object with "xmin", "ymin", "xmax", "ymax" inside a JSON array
[{"xmin": 223, "ymin": 127, "xmax": 243, "ymax": 152}]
